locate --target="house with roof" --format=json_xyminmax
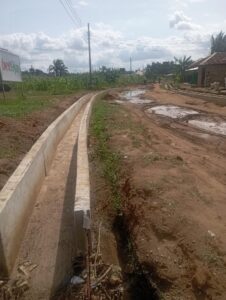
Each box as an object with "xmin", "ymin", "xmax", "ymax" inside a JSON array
[{"xmin": 187, "ymin": 52, "xmax": 226, "ymax": 87}]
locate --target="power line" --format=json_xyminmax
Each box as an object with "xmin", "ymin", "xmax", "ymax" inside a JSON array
[
  {"xmin": 88, "ymin": 23, "xmax": 92, "ymax": 87},
  {"xmin": 66, "ymin": 0, "xmax": 82, "ymax": 26},
  {"xmin": 59, "ymin": 0, "xmax": 78, "ymax": 27},
  {"xmin": 58, "ymin": 0, "xmax": 91, "ymax": 79},
  {"xmin": 130, "ymin": 57, "xmax": 132, "ymax": 72},
  {"xmin": 59, "ymin": 0, "xmax": 81, "ymax": 27}
]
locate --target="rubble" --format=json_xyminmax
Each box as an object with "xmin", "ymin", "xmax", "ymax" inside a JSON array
[{"xmin": 0, "ymin": 261, "xmax": 37, "ymax": 299}]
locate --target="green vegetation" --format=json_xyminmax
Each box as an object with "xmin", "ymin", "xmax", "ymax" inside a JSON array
[
  {"xmin": 0, "ymin": 93, "xmax": 58, "ymax": 117},
  {"xmin": 48, "ymin": 59, "xmax": 68, "ymax": 76},
  {"xmin": 211, "ymin": 31, "xmax": 226, "ymax": 54},
  {"xmin": 144, "ymin": 56, "xmax": 193, "ymax": 84},
  {"xmin": 18, "ymin": 62, "xmax": 145, "ymax": 94},
  {"xmin": 0, "ymin": 61, "xmax": 145, "ymax": 118},
  {"xmin": 174, "ymin": 55, "xmax": 193, "ymax": 82},
  {"xmin": 90, "ymin": 98, "xmax": 122, "ymax": 211},
  {"xmin": 145, "ymin": 61, "xmax": 178, "ymax": 82}
]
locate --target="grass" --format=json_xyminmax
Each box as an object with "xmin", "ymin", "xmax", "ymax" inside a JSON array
[
  {"xmin": 0, "ymin": 147, "xmax": 17, "ymax": 159},
  {"xmin": 0, "ymin": 93, "xmax": 58, "ymax": 118},
  {"xmin": 131, "ymin": 135, "xmax": 142, "ymax": 148},
  {"xmin": 90, "ymin": 99, "xmax": 122, "ymax": 210},
  {"xmin": 0, "ymin": 70, "xmax": 146, "ymax": 118}
]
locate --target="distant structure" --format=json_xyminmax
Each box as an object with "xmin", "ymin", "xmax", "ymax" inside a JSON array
[
  {"xmin": 187, "ymin": 52, "xmax": 226, "ymax": 87},
  {"xmin": 135, "ymin": 70, "xmax": 144, "ymax": 76}
]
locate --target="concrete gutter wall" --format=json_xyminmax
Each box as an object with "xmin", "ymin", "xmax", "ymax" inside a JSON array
[
  {"xmin": 0, "ymin": 94, "xmax": 90, "ymax": 276},
  {"xmin": 74, "ymin": 92, "xmax": 105, "ymax": 254}
]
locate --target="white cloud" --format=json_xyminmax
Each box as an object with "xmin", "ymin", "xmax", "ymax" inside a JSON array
[
  {"xmin": 78, "ymin": 0, "xmax": 88, "ymax": 6},
  {"xmin": 172, "ymin": 0, "xmax": 206, "ymax": 9},
  {"xmin": 170, "ymin": 11, "xmax": 191, "ymax": 28},
  {"xmin": 169, "ymin": 11, "xmax": 201, "ymax": 31},
  {"xmin": 0, "ymin": 22, "xmax": 213, "ymax": 72},
  {"xmin": 188, "ymin": 0, "xmax": 206, "ymax": 2}
]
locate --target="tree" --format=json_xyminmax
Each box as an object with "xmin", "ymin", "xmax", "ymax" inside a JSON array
[
  {"xmin": 48, "ymin": 59, "xmax": 68, "ymax": 76},
  {"xmin": 28, "ymin": 66, "xmax": 46, "ymax": 76},
  {"xmin": 99, "ymin": 66, "xmax": 119, "ymax": 84},
  {"xmin": 174, "ymin": 56, "xmax": 193, "ymax": 82},
  {"xmin": 211, "ymin": 31, "xmax": 226, "ymax": 54},
  {"xmin": 144, "ymin": 61, "xmax": 178, "ymax": 81}
]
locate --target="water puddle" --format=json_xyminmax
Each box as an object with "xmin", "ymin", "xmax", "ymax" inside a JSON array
[
  {"xmin": 123, "ymin": 90, "xmax": 145, "ymax": 98},
  {"xmin": 121, "ymin": 90, "xmax": 153, "ymax": 104},
  {"xmin": 130, "ymin": 99, "xmax": 153, "ymax": 104},
  {"xmin": 188, "ymin": 120, "xmax": 226, "ymax": 136},
  {"xmin": 148, "ymin": 105, "xmax": 199, "ymax": 119},
  {"xmin": 187, "ymin": 131, "xmax": 213, "ymax": 140}
]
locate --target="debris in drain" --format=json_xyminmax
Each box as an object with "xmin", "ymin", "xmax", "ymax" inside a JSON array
[
  {"xmin": 71, "ymin": 276, "xmax": 85, "ymax": 285},
  {"xmin": 62, "ymin": 258, "xmax": 123, "ymax": 299},
  {"xmin": 57, "ymin": 223, "xmax": 124, "ymax": 300},
  {"xmin": 0, "ymin": 261, "xmax": 37, "ymax": 299}
]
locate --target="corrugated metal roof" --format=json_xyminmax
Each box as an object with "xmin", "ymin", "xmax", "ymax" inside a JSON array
[
  {"xmin": 189, "ymin": 52, "xmax": 226, "ymax": 68},
  {"xmin": 186, "ymin": 67, "xmax": 198, "ymax": 72},
  {"xmin": 189, "ymin": 58, "xmax": 206, "ymax": 68},
  {"xmin": 200, "ymin": 52, "xmax": 226, "ymax": 65}
]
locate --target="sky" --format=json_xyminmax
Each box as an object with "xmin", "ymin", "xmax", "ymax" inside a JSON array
[{"xmin": 1, "ymin": 0, "xmax": 226, "ymax": 72}]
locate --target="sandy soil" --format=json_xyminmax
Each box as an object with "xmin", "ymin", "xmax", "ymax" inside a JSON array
[{"xmin": 90, "ymin": 85, "xmax": 226, "ymax": 299}]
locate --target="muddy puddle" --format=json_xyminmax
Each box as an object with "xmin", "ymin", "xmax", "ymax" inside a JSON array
[
  {"xmin": 188, "ymin": 119, "xmax": 226, "ymax": 136},
  {"xmin": 120, "ymin": 92, "xmax": 226, "ymax": 137},
  {"xmin": 187, "ymin": 131, "xmax": 213, "ymax": 140},
  {"xmin": 123, "ymin": 90, "xmax": 145, "ymax": 98},
  {"xmin": 147, "ymin": 105, "xmax": 199, "ymax": 119},
  {"xmin": 120, "ymin": 90, "xmax": 153, "ymax": 104}
]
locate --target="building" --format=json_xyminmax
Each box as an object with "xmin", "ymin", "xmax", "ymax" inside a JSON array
[{"xmin": 188, "ymin": 52, "xmax": 226, "ymax": 87}]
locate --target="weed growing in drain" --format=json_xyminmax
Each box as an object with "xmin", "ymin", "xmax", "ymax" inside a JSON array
[{"xmin": 90, "ymin": 99, "xmax": 122, "ymax": 210}]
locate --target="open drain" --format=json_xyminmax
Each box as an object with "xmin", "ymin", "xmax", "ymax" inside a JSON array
[{"xmin": 113, "ymin": 215, "xmax": 160, "ymax": 300}]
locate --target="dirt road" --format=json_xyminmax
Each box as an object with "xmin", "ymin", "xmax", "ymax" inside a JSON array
[{"xmin": 89, "ymin": 85, "xmax": 226, "ymax": 299}]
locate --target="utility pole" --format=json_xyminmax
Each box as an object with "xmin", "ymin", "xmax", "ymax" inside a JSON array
[
  {"xmin": 88, "ymin": 23, "xmax": 92, "ymax": 88},
  {"xmin": 0, "ymin": 69, "xmax": 5, "ymax": 100},
  {"xmin": 130, "ymin": 57, "xmax": 132, "ymax": 73}
]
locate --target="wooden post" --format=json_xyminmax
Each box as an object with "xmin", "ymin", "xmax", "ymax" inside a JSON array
[
  {"xmin": 88, "ymin": 23, "xmax": 92, "ymax": 88},
  {"xmin": 0, "ymin": 69, "xmax": 5, "ymax": 100},
  {"xmin": 21, "ymin": 81, "xmax": 24, "ymax": 97}
]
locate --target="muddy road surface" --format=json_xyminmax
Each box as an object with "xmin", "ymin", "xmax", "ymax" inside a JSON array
[{"xmin": 89, "ymin": 85, "xmax": 226, "ymax": 299}]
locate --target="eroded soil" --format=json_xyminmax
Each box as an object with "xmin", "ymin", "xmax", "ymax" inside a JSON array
[{"xmin": 89, "ymin": 85, "xmax": 226, "ymax": 299}]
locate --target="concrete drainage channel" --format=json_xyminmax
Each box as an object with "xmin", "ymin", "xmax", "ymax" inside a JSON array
[
  {"xmin": 0, "ymin": 92, "xmax": 104, "ymax": 298},
  {"xmin": 0, "ymin": 93, "xmax": 91, "ymax": 276}
]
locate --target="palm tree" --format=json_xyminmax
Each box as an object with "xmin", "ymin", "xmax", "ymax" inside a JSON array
[
  {"xmin": 211, "ymin": 31, "xmax": 226, "ymax": 54},
  {"xmin": 174, "ymin": 56, "xmax": 193, "ymax": 82},
  {"xmin": 48, "ymin": 59, "xmax": 68, "ymax": 76}
]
